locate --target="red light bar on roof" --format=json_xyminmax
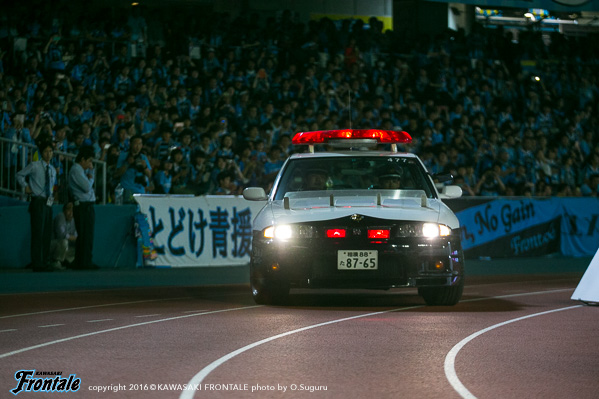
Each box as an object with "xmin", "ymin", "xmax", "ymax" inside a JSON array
[{"xmin": 292, "ymin": 129, "xmax": 412, "ymax": 145}]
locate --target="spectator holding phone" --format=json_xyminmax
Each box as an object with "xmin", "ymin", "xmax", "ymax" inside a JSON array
[
  {"xmin": 115, "ymin": 135, "xmax": 152, "ymax": 201},
  {"xmin": 253, "ymin": 68, "xmax": 270, "ymax": 94},
  {"xmin": 44, "ymin": 34, "xmax": 65, "ymax": 73}
]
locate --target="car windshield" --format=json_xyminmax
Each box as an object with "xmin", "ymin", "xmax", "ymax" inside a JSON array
[{"xmin": 273, "ymin": 156, "xmax": 436, "ymax": 200}]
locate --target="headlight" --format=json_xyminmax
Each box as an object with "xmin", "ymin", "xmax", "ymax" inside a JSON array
[
  {"xmin": 263, "ymin": 225, "xmax": 315, "ymax": 240},
  {"xmin": 423, "ymin": 223, "xmax": 452, "ymax": 238},
  {"xmin": 397, "ymin": 223, "xmax": 451, "ymax": 238},
  {"xmin": 274, "ymin": 225, "xmax": 292, "ymax": 240},
  {"xmin": 422, "ymin": 223, "xmax": 440, "ymax": 238}
]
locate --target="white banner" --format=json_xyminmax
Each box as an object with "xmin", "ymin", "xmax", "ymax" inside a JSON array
[
  {"xmin": 135, "ymin": 195, "xmax": 265, "ymax": 267},
  {"xmin": 572, "ymin": 248, "xmax": 599, "ymax": 304}
]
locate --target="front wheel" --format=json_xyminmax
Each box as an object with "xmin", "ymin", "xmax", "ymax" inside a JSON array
[
  {"xmin": 251, "ymin": 279, "xmax": 289, "ymax": 305},
  {"xmin": 418, "ymin": 278, "xmax": 464, "ymax": 306}
]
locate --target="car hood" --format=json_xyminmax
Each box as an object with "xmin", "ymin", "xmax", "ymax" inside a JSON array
[{"xmin": 253, "ymin": 196, "xmax": 459, "ymax": 230}]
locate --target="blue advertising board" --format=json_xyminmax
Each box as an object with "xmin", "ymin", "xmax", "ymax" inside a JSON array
[{"xmin": 450, "ymin": 197, "xmax": 599, "ymax": 258}]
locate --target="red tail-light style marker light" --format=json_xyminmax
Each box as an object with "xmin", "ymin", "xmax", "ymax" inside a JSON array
[
  {"xmin": 326, "ymin": 229, "xmax": 346, "ymax": 238},
  {"xmin": 292, "ymin": 129, "xmax": 412, "ymax": 145},
  {"xmin": 368, "ymin": 229, "xmax": 390, "ymax": 239}
]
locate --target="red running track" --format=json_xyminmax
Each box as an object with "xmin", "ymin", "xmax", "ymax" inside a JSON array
[{"xmin": 0, "ymin": 274, "xmax": 597, "ymax": 399}]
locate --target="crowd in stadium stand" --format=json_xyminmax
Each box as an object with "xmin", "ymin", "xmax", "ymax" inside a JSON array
[{"xmin": 1, "ymin": 2, "xmax": 599, "ymax": 203}]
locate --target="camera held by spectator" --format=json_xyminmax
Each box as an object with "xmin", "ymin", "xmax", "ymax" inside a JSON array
[{"xmin": 134, "ymin": 155, "xmax": 146, "ymax": 173}]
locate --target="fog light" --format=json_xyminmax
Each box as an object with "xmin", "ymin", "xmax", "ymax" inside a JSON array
[
  {"xmin": 326, "ymin": 228, "xmax": 346, "ymax": 238},
  {"xmin": 368, "ymin": 229, "xmax": 390, "ymax": 239}
]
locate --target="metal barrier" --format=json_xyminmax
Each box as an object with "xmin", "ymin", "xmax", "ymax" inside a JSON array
[{"xmin": 0, "ymin": 137, "xmax": 107, "ymax": 204}]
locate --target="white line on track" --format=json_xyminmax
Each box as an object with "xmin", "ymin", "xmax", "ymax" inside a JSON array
[
  {"xmin": 462, "ymin": 288, "xmax": 572, "ymax": 302},
  {"xmin": 38, "ymin": 324, "xmax": 65, "ymax": 328},
  {"xmin": 180, "ymin": 306, "xmax": 425, "ymax": 399},
  {"xmin": 134, "ymin": 314, "xmax": 161, "ymax": 318},
  {"xmin": 0, "ymin": 329, "xmax": 17, "ymax": 333},
  {"xmin": 179, "ymin": 288, "xmax": 575, "ymax": 399},
  {"xmin": 0, "ymin": 305, "xmax": 262, "ymax": 360},
  {"xmin": 86, "ymin": 319, "xmax": 114, "ymax": 323},
  {"xmin": 444, "ymin": 304, "xmax": 584, "ymax": 399},
  {"xmin": 0, "ymin": 297, "xmax": 190, "ymax": 319}
]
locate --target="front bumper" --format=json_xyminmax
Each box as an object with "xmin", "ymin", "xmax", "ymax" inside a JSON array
[{"xmin": 251, "ymin": 232, "xmax": 465, "ymax": 290}]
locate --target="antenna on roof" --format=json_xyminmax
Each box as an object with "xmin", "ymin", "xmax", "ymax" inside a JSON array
[{"xmin": 348, "ymin": 87, "xmax": 352, "ymax": 129}]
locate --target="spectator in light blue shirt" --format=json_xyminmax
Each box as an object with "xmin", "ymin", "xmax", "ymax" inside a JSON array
[
  {"xmin": 263, "ymin": 145, "xmax": 284, "ymax": 177},
  {"xmin": 115, "ymin": 135, "xmax": 152, "ymax": 201},
  {"xmin": 3, "ymin": 113, "xmax": 32, "ymax": 168},
  {"xmin": 153, "ymin": 158, "xmax": 173, "ymax": 194},
  {"xmin": 581, "ymin": 174, "xmax": 599, "ymax": 197}
]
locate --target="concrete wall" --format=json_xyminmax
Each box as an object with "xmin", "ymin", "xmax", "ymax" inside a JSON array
[{"xmin": 0, "ymin": 204, "xmax": 137, "ymax": 269}]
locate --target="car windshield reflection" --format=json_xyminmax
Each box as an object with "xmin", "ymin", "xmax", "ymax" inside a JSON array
[{"xmin": 273, "ymin": 156, "xmax": 435, "ymax": 200}]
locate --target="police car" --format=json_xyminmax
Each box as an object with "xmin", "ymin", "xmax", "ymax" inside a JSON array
[{"xmin": 243, "ymin": 129, "xmax": 465, "ymax": 305}]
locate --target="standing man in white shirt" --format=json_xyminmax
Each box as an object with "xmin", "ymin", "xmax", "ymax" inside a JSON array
[
  {"xmin": 68, "ymin": 146, "xmax": 97, "ymax": 270},
  {"xmin": 16, "ymin": 139, "xmax": 57, "ymax": 272}
]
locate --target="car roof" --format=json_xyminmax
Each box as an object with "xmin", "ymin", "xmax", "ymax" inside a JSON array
[{"xmin": 288, "ymin": 151, "xmax": 420, "ymax": 160}]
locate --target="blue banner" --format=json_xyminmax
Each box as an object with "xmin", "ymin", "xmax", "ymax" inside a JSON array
[
  {"xmin": 451, "ymin": 198, "xmax": 599, "ymax": 258},
  {"xmin": 457, "ymin": 198, "xmax": 560, "ymax": 250},
  {"xmin": 559, "ymin": 198, "xmax": 599, "ymax": 257}
]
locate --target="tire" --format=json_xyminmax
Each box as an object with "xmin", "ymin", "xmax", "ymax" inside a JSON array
[
  {"xmin": 418, "ymin": 277, "xmax": 464, "ymax": 306},
  {"xmin": 251, "ymin": 279, "xmax": 289, "ymax": 305}
]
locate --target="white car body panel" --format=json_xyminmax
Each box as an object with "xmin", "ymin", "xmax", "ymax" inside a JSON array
[{"xmin": 253, "ymin": 198, "xmax": 459, "ymax": 232}]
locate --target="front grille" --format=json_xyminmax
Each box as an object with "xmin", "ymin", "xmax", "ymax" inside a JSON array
[
  {"xmin": 253, "ymin": 213, "xmax": 459, "ymax": 289},
  {"xmin": 309, "ymin": 252, "xmax": 410, "ymax": 284},
  {"xmin": 303, "ymin": 214, "xmax": 444, "ymax": 240}
]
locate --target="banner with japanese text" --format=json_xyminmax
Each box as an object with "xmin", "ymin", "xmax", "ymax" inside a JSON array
[{"xmin": 135, "ymin": 195, "xmax": 265, "ymax": 267}]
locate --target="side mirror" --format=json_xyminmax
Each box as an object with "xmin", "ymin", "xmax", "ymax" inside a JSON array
[
  {"xmin": 439, "ymin": 185, "xmax": 462, "ymax": 199},
  {"xmin": 432, "ymin": 173, "xmax": 454, "ymax": 183},
  {"xmin": 243, "ymin": 187, "xmax": 268, "ymax": 201}
]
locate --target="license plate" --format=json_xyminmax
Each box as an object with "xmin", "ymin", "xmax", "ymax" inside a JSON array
[{"xmin": 337, "ymin": 250, "xmax": 378, "ymax": 270}]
